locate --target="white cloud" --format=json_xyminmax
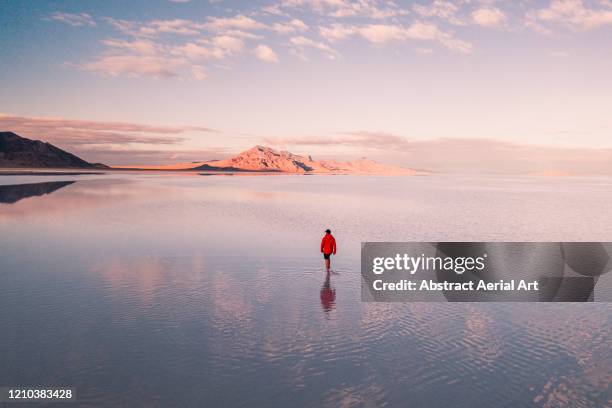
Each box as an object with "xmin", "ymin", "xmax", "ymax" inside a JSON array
[
  {"xmin": 275, "ymin": 0, "xmax": 407, "ymax": 19},
  {"xmin": 103, "ymin": 17, "xmax": 135, "ymax": 33},
  {"xmin": 81, "ymin": 16, "xmax": 261, "ymax": 79},
  {"xmin": 48, "ymin": 12, "xmax": 96, "ymax": 27},
  {"xmin": 101, "ymin": 38, "xmax": 159, "ymax": 55},
  {"xmin": 211, "ymin": 35, "xmax": 245, "ymax": 53},
  {"xmin": 203, "ymin": 14, "xmax": 267, "ymax": 32},
  {"xmin": 322, "ymin": 22, "xmax": 472, "ymax": 53},
  {"xmin": 145, "ymin": 19, "xmax": 201, "ymax": 35},
  {"xmin": 358, "ymin": 24, "xmax": 405, "ymax": 43},
  {"xmin": 261, "ymin": 4, "xmax": 290, "ymax": 16},
  {"xmin": 290, "ymin": 36, "xmax": 334, "ymax": 52},
  {"xmin": 413, "ymin": 1, "xmax": 465, "ymax": 25},
  {"xmin": 83, "ymin": 32, "xmax": 247, "ymax": 79},
  {"xmin": 289, "ymin": 36, "xmax": 338, "ymax": 59},
  {"xmin": 83, "ymin": 31, "xmax": 246, "ymax": 80},
  {"xmin": 471, "ymin": 8, "xmax": 506, "ymax": 27},
  {"xmin": 272, "ymin": 18, "xmax": 308, "ymax": 34},
  {"xmin": 319, "ymin": 24, "xmax": 356, "ymax": 41},
  {"xmin": 320, "ymin": 19, "xmax": 473, "ymax": 53},
  {"xmin": 527, "ymin": 0, "xmax": 612, "ymax": 32},
  {"xmin": 104, "ymin": 14, "xmax": 267, "ymax": 38},
  {"xmin": 171, "ymin": 36, "xmax": 243, "ymax": 61},
  {"xmin": 68, "ymin": 2, "xmax": 478, "ymax": 81},
  {"xmin": 254, "ymin": 44, "xmax": 279, "ymax": 62},
  {"xmin": 103, "ymin": 17, "xmax": 201, "ymax": 37},
  {"xmin": 218, "ymin": 30, "xmax": 264, "ymax": 40},
  {"xmin": 172, "ymin": 42, "xmax": 226, "ymax": 60},
  {"xmin": 80, "ymin": 55, "xmax": 185, "ymax": 78}
]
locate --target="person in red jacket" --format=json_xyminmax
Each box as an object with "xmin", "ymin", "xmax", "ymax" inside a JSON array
[{"xmin": 320, "ymin": 229, "xmax": 337, "ymax": 272}]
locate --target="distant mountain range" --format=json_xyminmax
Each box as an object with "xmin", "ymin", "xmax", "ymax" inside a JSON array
[
  {"xmin": 0, "ymin": 132, "xmax": 107, "ymax": 169},
  {"xmin": 192, "ymin": 145, "xmax": 421, "ymax": 175},
  {"xmin": 0, "ymin": 132, "xmax": 420, "ymax": 175}
]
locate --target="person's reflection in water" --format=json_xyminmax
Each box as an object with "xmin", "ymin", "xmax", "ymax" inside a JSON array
[{"xmin": 320, "ymin": 271, "xmax": 336, "ymax": 314}]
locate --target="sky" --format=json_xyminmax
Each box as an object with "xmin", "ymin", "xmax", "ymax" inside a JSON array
[{"xmin": 0, "ymin": 0, "xmax": 611, "ymax": 173}]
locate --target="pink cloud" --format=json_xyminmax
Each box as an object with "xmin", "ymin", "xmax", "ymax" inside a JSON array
[
  {"xmin": 0, "ymin": 113, "xmax": 216, "ymax": 163},
  {"xmin": 74, "ymin": 147, "xmax": 231, "ymax": 166},
  {"xmin": 203, "ymin": 14, "xmax": 267, "ymax": 32},
  {"xmin": 471, "ymin": 8, "xmax": 507, "ymax": 28},
  {"xmin": 76, "ymin": 16, "xmax": 265, "ymax": 79},
  {"xmin": 272, "ymin": 19, "xmax": 309, "ymax": 34},
  {"xmin": 80, "ymin": 55, "xmax": 184, "ymax": 78},
  {"xmin": 277, "ymin": 0, "xmax": 406, "ymax": 19},
  {"xmin": 527, "ymin": 0, "xmax": 612, "ymax": 32},
  {"xmin": 413, "ymin": 1, "xmax": 465, "ymax": 26},
  {"xmin": 254, "ymin": 45, "xmax": 279, "ymax": 62},
  {"xmin": 318, "ymin": 22, "xmax": 473, "ymax": 53},
  {"xmin": 263, "ymin": 132, "xmax": 612, "ymax": 175},
  {"xmin": 0, "ymin": 113, "xmax": 212, "ymax": 134}
]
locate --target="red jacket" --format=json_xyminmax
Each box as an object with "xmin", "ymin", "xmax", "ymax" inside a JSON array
[{"xmin": 321, "ymin": 234, "xmax": 337, "ymax": 255}]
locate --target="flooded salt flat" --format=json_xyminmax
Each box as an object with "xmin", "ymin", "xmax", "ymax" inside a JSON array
[{"xmin": 0, "ymin": 173, "xmax": 610, "ymax": 407}]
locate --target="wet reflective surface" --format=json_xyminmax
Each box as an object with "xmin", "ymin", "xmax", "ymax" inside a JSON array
[{"xmin": 0, "ymin": 173, "xmax": 611, "ymax": 407}]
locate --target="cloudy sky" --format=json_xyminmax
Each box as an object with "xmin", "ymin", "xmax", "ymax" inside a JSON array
[{"xmin": 1, "ymin": 0, "xmax": 611, "ymax": 173}]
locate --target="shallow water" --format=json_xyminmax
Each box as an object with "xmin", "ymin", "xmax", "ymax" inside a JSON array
[{"xmin": 0, "ymin": 173, "xmax": 610, "ymax": 407}]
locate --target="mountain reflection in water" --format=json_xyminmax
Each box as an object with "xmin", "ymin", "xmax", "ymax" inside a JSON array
[{"xmin": 0, "ymin": 181, "xmax": 76, "ymax": 204}]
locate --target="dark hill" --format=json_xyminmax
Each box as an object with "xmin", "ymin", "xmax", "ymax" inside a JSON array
[{"xmin": 0, "ymin": 131, "xmax": 104, "ymax": 168}]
